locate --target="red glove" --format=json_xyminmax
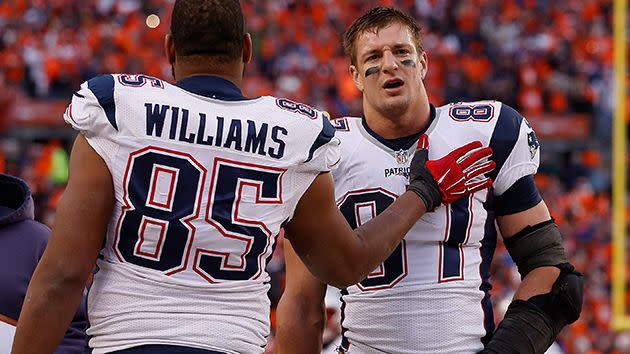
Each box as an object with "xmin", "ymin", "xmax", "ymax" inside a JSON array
[
  {"xmin": 426, "ymin": 139, "xmax": 495, "ymax": 204},
  {"xmin": 407, "ymin": 134, "xmax": 495, "ymax": 210}
]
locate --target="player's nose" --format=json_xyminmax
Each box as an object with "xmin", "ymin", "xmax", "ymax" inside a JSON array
[{"xmin": 381, "ymin": 51, "xmax": 399, "ymax": 72}]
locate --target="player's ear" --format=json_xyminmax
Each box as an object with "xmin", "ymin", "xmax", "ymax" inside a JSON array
[
  {"xmin": 350, "ymin": 65, "xmax": 364, "ymax": 92},
  {"xmin": 418, "ymin": 51, "xmax": 428, "ymax": 81},
  {"xmin": 165, "ymin": 34, "xmax": 176, "ymax": 65},
  {"xmin": 243, "ymin": 33, "xmax": 253, "ymax": 64}
]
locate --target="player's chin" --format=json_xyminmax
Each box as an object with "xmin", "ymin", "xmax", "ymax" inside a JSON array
[{"xmin": 378, "ymin": 96, "xmax": 411, "ymax": 116}]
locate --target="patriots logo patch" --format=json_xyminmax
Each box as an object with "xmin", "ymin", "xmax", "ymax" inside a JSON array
[{"xmin": 527, "ymin": 131, "xmax": 539, "ymax": 159}]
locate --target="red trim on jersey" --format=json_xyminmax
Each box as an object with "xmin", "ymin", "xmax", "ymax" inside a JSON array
[
  {"xmin": 65, "ymin": 103, "xmax": 79, "ymax": 125},
  {"xmin": 0, "ymin": 314, "xmax": 17, "ymax": 326},
  {"xmin": 134, "ymin": 218, "xmax": 167, "ymax": 259},
  {"xmin": 357, "ymin": 240, "xmax": 408, "ymax": 292},
  {"xmin": 458, "ymin": 194, "xmax": 477, "ymax": 278},
  {"xmin": 147, "ymin": 165, "xmax": 178, "ymax": 211},
  {"xmin": 331, "ymin": 117, "xmax": 351, "ymax": 131},
  {"xmin": 463, "ymin": 194, "xmax": 475, "ymax": 245}
]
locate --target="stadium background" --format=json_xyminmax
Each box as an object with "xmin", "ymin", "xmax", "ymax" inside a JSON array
[{"xmin": 0, "ymin": 0, "xmax": 627, "ymax": 353}]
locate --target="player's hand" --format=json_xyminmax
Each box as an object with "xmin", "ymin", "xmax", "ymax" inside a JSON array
[{"xmin": 406, "ymin": 134, "xmax": 495, "ymax": 211}]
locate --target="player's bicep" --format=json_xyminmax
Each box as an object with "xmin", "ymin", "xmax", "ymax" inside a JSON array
[
  {"xmin": 42, "ymin": 134, "xmax": 114, "ymax": 278},
  {"xmin": 283, "ymin": 238, "xmax": 327, "ymax": 301},
  {"xmin": 496, "ymin": 200, "xmax": 551, "ymax": 239},
  {"xmin": 284, "ymin": 172, "xmax": 359, "ymax": 284}
]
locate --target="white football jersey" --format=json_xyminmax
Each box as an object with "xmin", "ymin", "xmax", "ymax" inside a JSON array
[
  {"xmin": 329, "ymin": 101, "xmax": 540, "ymax": 354},
  {"xmin": 64, "ymin": 74, "xmax": 340, "ymax": 354}
]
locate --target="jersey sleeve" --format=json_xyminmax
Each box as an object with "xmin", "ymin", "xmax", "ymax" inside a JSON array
[
  {"xmin": 64, "ymin": 74, "xmax": 118, "ymax": 136},
  {"xmin": 489, "ymin": 104, "xmax": 540, "ymax": 196},
  {"xmin": 63, "ymin": 74, "xmax": 120, "ymax": 168},
  {"xmin": 303, "ymin": 114, "xmax": 341, "ymax": 173}
]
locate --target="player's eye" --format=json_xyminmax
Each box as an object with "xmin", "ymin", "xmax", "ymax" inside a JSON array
[{"xmin": 365, "ymin": 54, "xmax": 379, "ymax": 62}]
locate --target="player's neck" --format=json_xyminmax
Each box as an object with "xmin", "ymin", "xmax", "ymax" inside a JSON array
[
  {"xmin": 173, "ymin": 59, "xmax": 244, "ymax": 88},
  {"xmin": 363, "ymin": 98, "xmax": 431, "ymax": 140}
]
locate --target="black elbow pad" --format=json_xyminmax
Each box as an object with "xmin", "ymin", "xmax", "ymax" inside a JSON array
[
  {"xmin": 528, "ymin": 264, "xmax": 584, "ymax": 327},
  {"xmin": 481, "ymin": 266, "xmax": 584, "ymax": 354}
]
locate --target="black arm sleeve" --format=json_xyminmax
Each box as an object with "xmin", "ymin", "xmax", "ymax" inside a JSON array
[{"xmin": 494, "ymin": 175, "xmax": 542, "ymax": 216}]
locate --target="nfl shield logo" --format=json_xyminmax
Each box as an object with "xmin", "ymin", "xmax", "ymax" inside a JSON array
[{"xmin": 395, "ymin": 149, "xmax": 408, "ymax": 164}]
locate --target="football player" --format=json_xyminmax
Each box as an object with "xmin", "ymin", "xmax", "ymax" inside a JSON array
[
  {"xmin": 276, "ymin": 7, "xmax": 583, "ymax": 354},
  {"xmin": 11, "ymin": 2, "xmax": 494, "ymax": 354}
]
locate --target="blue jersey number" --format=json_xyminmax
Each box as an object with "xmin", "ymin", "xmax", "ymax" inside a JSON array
[
  {"xmin": 338, "ymin": 189, "xmax": 407, "ymax": 291},
  {"xmin": 449, "ymin": 103, "xmax": 495, "ymax": 122},
  {"xmin": 195, "ymin": 158, "xmax": 283, "ymax": 282},
  {"xmin": 439, "ymin": 195, "xmax": 473, "ymax": 282},
  {"xmin": 115, "ymin": 147, "xmax": 282, "ymax": 282},
  {"xmin": 117, "ymin": 74, "xmax": 164, "ymax": 88}
]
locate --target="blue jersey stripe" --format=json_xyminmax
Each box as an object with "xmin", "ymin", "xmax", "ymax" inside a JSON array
[
  {"xmin": 494, "ymin": 175, "xmax": 542, "ymax": 216},
  {"xmin": 87, "ymin": 74, "xmax": 117, "ymax": 130},
  {"xmin": 305, "ymin": 115, "xmax": 336, "ymax": 163},
  {"xmin": 480, "ymin": 193, "xmax": 497, "ymax": 345},
  {"xmin": 488, "ymin": 104, "xmax": 523, "ymax": 181},
  {"xmin": 340, "ymin": 288, "xmax": 350, "ymax": 351},
  {"xmin": 442, "ymin": 197, "xmax": 470, "ymax": 279}
]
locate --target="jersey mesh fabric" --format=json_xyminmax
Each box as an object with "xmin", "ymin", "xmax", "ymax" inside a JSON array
[
  {"xmin": 332, "ymin": 102, "xmax": 539, "ymax": 354},
  {"xmin": 342, "ymin": 281, "xmax": 486, "ymax": 354},
  {"xmin": 64, "ymin": 74, "xmax": 339, "ymax": 353}
]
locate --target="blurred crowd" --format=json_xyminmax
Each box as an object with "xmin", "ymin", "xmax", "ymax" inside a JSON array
[
  {"xmin": 0, "ymin": 0, "xmax": 627, "ymax": 353},
  {"xmin": 0, "ymin": 0, "xmax": 617, "ymax": 123}
]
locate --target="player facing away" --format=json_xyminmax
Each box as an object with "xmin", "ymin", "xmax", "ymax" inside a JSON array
[
  {"xmin": 11, "ymin": 2, "xmax": 496, "ymax": 354},
  {"xmin": 276, "ymin": 7, "xmax": 584, "ymax": 354}
]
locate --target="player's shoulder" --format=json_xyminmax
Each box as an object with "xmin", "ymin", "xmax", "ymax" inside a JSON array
[
  {"xmin": 84, "ymin": 73, "xmax": 167, "ymax": 93},
  {"xmin": 77, "ymin": 73, "xmax": 168, "ymax": 107},
  {"xmin": 65, "ymin": 73, "xmax": 169, "ymax": 133},
  {"xmin": 254, "ymin": 96, "xmax": 339, "ymax": 161},
  {"xmin": 437, "ymin": 100, "xmax": 539, "ymax": 187}
]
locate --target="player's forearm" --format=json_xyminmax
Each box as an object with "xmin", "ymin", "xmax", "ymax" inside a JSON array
[
  {"xmin": 513, "ymin": 266, "xmax": 560, "ymax": 301},
  {"xmin": 306, "ymin": 192, "xmax": 425, "ymax": 288},
  {"xmin": 348, "ymin": 191, "xmax": 426, "ymax": 280},
  {"xmin": 286, "ymin": 172, "xmax": 428, "ymax": 288},
  {"xmin": 276, "ymin": 295, "xmax": 325, "ymax": 354},
  {"xmin": 12, "ymin": 268, "xmax": 87, "ymax": 354}
]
